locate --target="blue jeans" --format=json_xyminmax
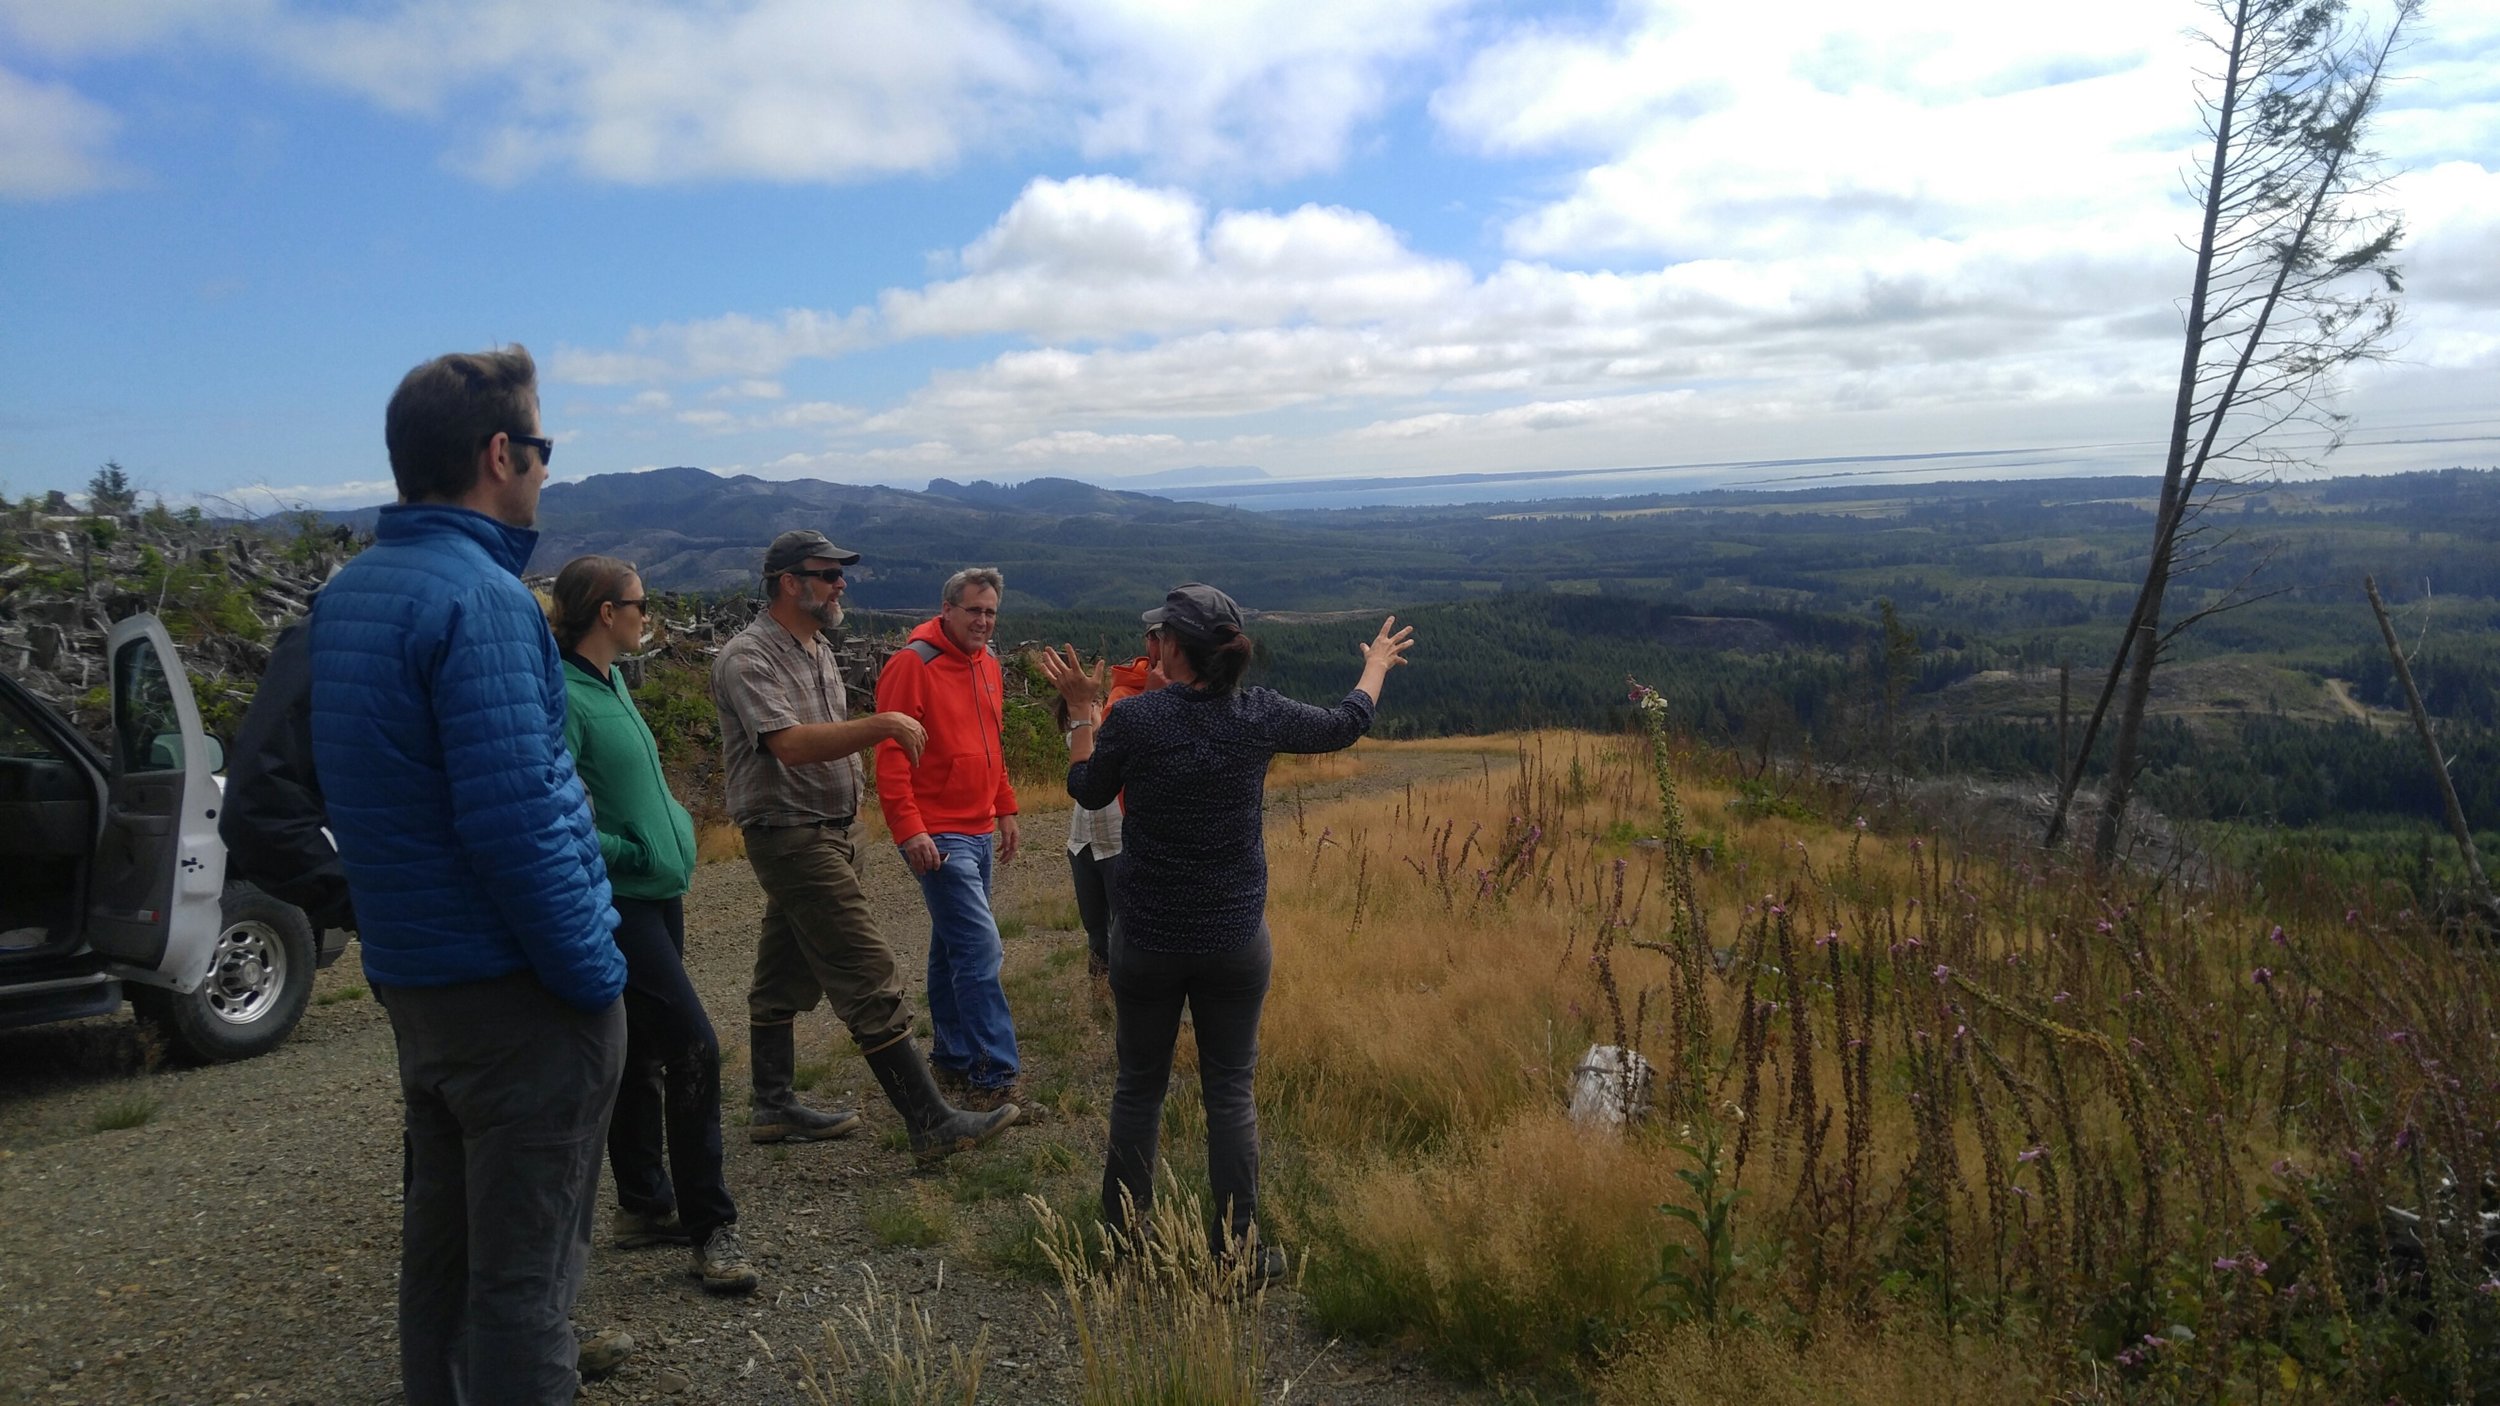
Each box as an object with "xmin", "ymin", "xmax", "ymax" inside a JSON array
[{"xmin": 914, "ymin": 832, "xmax": 1020, "ymax": 1089}]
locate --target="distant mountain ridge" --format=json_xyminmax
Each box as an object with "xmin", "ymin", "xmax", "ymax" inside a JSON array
[
  {"xmin": 295, "ymin": 464, "xmax": 2500, "ymax": 619},
  {"xmin": 504, "ymin": 468, "xmax": 1421, "ymax": 608}
]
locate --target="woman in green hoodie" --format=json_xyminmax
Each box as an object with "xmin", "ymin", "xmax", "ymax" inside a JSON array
[{"xmin": 552, "ymin": 556, "xmax": 755, "ymax": 1296}]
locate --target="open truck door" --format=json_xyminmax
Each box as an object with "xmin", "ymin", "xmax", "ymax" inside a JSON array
[{"xmin": 85, "ymin": 615, "xmax": 226, "ymax": 992}]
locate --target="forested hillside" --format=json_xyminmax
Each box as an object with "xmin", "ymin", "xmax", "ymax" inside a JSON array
[{"xmin": 13, "ymin": 465, "xmax": 2494, "ymax": 892}]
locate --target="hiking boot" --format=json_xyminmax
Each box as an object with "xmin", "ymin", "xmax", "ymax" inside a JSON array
[
  {"xmin": 577, "ymin": 1328, "xmax": 633, "ymax": 1380},
  {"xmin": 863, "ymin": 1038, "xmax": 1019, "ymax": 1164},
  {"xmin": 611, "ymin": 1206, "xmax": 691, "ymax": 1248},
  {"xmin": 959, "ymin": 1080, "xmax": 1020, "ymax": 1113},
  {"xmin": 1232, "ymin": 1244, "xmax": 1290, "ymax": 1294},
  {"xmin": 691, "ymin": 1225, "xmax": 761, "ymax": 1296},
  {"xmin": 748, "ymin": 1022, "xmax": 861, "ymax": 1143},
  {"xmin": 749, "ymin": 1097, "xmax": 861, "ymax": 1143}
]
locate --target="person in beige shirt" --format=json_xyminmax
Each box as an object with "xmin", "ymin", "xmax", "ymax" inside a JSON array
[{"xmin": 710, "ymin": 528, "xmax": 1018, "ymax": 1163}]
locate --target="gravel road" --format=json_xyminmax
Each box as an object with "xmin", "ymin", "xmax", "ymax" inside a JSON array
[{"xmin": 0, "ymin": 751, "xmax": 1494, "ymax": 1405}]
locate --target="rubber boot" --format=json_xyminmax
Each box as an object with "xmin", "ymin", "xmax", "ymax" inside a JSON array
[
  {"xmin": 864, "ymin": 1038, "xmax": 1018, "ymax": 1164},
  {"xmin": 748, "ymin": 1022, "xmax": 861, "ymax": 1143}
]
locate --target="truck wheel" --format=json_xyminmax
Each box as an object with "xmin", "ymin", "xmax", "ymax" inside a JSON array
[{"xmin": 138, "ymin": 883, "xmax": 318, "ymax": 1063}]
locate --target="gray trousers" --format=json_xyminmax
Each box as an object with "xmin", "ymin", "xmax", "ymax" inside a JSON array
[{"xmin": 378, "ymin": 971, "xmax": 625, "ymax": 1406}]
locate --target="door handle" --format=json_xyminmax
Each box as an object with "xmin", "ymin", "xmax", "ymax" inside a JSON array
[{"xmin": 109, "ymin": 808, "xmax": 173, "ymax": 836}]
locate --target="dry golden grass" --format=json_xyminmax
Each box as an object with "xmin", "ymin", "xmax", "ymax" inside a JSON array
[
  {"xmin": 1311, "ymin": 1111, "xmax": 1682, "ymax": 1370},
  {"xmin": 1030, "ymin": 1179, "xmax": 1271, "ymax": 1406},
  {"xmin": 1596, "ymin": 1319, "xmax": 2047, "ymax": 1405},
  {"xmin": 1268, "ymin": 747, "xmax": 1369, "ymax": 785},
  {"xmin": 1242, "ymin": 728, "xmax": 2500, "ymax": 1400}
]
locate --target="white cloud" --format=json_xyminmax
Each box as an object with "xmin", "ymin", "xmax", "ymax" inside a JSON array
[
  {"xmin": 702, "ymin": 427, "xmax": 1276, "ymax": 485},
  {"xmin": 762, "ymin": 400, "xmax": 862, "ymax": 428},
  {"xmin": 255, "ymin": 0, "xmax": 1055, "ymax": 185},
  {"xmin": 1441, "ymin": 0, "xmax": 2197, "ymax": 264},
  {"xmin": 542, "ymin": 156, "xmax": 2211, "ymax": 467},
  {"xmin": 883, "ymin": 175, "xmax": 1473, "ymax": 341},
  {"xmin": 0, "ymin": 0, "xmax": 258, "ymax": 56},
  {"xmin": 650, "ymin": 398, "xmax": 863, "ymax": 436},
  {"xmin": 1038, "ymin": 0, "xmax": 1469, "ymax": 181},
  {"xmin": 552, "ymin": 307, "xmax": 873, "ymax": 385},
  {"xmin": 553, "ymin": 174, "xmax": 1477, "ymax": 386},
  {"xmin": 215, "ymin": 476, "xmax": 398, "ymax": 510},
  {"xmin": 839, "ymin": 221, "xmax": 2184, "ymax": 448},
  {"xmin": 0, "ymin": 64, "xmax": 131, "ymax": 198},
  {"xmin": 1001, "ymin": 429, "xmax": 1185, "ymax": 458},
  {"xmin": 5, "ymin": 0, "xmax": 1481, "ymax": 190}
]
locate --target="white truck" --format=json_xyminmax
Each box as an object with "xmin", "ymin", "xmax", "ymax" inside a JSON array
[{"xmin": 0, "ymin": 614, "xmax": 338, "ymax": 1060}]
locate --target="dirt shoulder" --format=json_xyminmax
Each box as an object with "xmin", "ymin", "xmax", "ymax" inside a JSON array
[{"xmin": 0, "ymin": 743, "xmax": 1500, "ymax": 1405}]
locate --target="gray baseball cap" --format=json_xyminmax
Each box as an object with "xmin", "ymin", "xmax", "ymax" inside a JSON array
[{"xmin": 761, "ymin": 528, "xmax": 860, "ymax": 575}]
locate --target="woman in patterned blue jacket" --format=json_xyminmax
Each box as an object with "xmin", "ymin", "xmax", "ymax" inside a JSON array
[{"xmin": 1038, "ymin": 582, "xmax": 1412, "ymax": 1285}]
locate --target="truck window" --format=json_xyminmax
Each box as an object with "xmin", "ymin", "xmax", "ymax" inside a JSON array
[{"xmin": 113, "ymin": 638, "xmax": 185, "ymax": 773}]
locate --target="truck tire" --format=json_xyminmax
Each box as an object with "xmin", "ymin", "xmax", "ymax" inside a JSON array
[{"xmin": 135, "ymin": 883, "xmax": 318, "ymax": 1063}]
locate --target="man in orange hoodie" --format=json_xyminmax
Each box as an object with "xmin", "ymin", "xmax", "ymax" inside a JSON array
[{"xmin": 876, "ymin": 567, "xmax": 1022, "ymax": 1109}]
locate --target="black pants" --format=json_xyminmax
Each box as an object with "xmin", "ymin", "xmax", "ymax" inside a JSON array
[
  {"xmin": 1068, "ymin": 848, "xmax": 1122, "ymax": 967},
  {"xmin": 1102, "ymin": 922, "xmax": 1271, "ymax": 1250},
  {"xmin": 607, "ymin": 895, "xmax": 737, "ymax": 1243},
  {"xmin": 377, "ymin": 972, "xmax": 623, "ymax": 1406}
]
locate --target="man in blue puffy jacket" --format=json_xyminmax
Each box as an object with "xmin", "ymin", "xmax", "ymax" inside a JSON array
[{"xmin": 310, "ymin": 345, "xmax": 627, "ymax": 1406}]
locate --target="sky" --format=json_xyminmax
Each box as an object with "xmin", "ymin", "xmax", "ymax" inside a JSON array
[{"xmin": 3, "ymin": 0, "xmax": 2496, "ymax": 512}]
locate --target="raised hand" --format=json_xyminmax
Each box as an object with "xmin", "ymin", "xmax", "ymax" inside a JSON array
[
  {"xmin": 1359, "ymin": 616, "xmax": 1415, "ymax": 670},
  {"xmin": 1035, "ymin": 644, "xmax": 1107, "ymax": 713}
]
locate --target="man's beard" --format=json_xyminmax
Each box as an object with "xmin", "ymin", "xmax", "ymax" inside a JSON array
[{"xmin": 809, "ymin": 598, "xmax": 843, "ymax": 630}]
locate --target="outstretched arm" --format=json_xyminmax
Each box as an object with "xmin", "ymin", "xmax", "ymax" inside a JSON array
[{"xmin": 1266, "ymin": 616, "xmax": 1412, "ymax": 755}]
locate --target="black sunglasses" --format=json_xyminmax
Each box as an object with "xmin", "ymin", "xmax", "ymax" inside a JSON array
[
  {"xmin": 487, "ymin": 431, "xmax": 555, "ymax": 465},
  {"xmin": 608, "ymin": 597, "xmax": 647, "ymax": 613},
  {"xmin": 785, "ymin": 567, "xmax": 844, "ymax": 582}
]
